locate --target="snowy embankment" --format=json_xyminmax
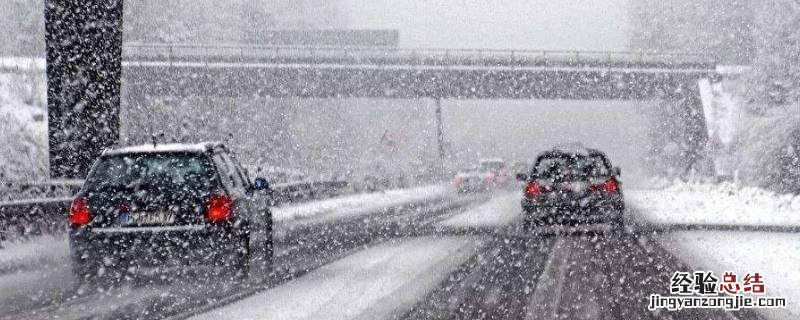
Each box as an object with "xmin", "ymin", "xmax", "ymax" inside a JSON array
[
  {"xmin": 438, "ymin": 192, "xmax": 520, "ymax": 228},
  {"xmin": 272, "ymin": 184, "xmax": 453, "ymax": 223},
  {"xmin": 192, "ymin": 237, "xmax": 479, "ymax": 320},
  {"xmin": 658, "ymin": 231, "xmax": 800, "ymax": 320},
  {"xmin": 627, "ymin": 181, "xmax": 800, "ymax": 228},
  {"xmin": 0, "ymin": 72, "xmax": 48, "ymax": 182},
  {"xmin": 629, "ymin": 182, "xmax": 800, "ymax": 320},
  {"xmin": 0, "ymin": 235, "xmax": 69, "ymax": 273}
]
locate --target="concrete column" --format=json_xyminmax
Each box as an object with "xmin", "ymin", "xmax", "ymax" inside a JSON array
[{"xmin": 45, "ymin": 0, "xmax": 124, "ymax": 178}]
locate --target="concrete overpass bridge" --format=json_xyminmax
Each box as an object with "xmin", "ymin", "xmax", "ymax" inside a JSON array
[
  {"xmin": 42, "ymin": 1, "xmax": 719, "ymax": 177},
  {"xmin": 121, "ymin": 44, "xmax": 716, "ymax": 100}
]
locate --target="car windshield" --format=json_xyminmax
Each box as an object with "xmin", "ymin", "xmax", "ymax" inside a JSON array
[{"xmin": 85, "ymin": 153, "xmax": 218, "ymax": 193}]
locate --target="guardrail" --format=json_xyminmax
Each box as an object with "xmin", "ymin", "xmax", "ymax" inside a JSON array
[
  {"xmin": 123, "ymin": 43, "xmax": 717, "ymax": 69},
  {"xmin": 0, "ymin": 179, "xmax": 350, "ymax": 245},
  {"xmin": 0, "ymin": 197, "xmax": 72, "ymax": 245},
  {"xmin": 272, "ymin": 180, "xmax": 349, "ymax": 204}
]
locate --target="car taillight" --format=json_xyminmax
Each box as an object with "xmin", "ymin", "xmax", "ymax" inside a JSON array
[
  {"xmin": 69, "ymin": 196, "xmax": 91, "ymax": 226},
  {"xmin": 590, "ymin": 178, "xmax": 620, "ymax": 193},
  {"xmin": 525, "ymin": 182, "xmax": 542, "ymax": 197},
  {"xmin": 206, "ymin": 193, "xmax": 232, "ymax": 223}
]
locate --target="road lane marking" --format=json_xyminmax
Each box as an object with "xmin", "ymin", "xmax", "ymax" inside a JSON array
[{"xmin": 525, "ymin": 236, "xmax": 572, "ymax": 320}]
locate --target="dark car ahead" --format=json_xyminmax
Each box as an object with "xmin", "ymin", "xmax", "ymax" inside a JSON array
[
  {"xmin": 68, "ymin": 142, "xmax": 273, "ymax": 284},
  {"xmin": 517, "ymin": 147, "xmax": 624, "ymax": 231}
]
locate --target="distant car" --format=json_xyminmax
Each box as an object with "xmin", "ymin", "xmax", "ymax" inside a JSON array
[
  {"xmin": 453, "ymin": 167, "xmax": 495, "ymax": 193},
  {"xmin": 68, "ymin": 142, "xmax": 274, "ymax": 284},
  {"xmin": 479, "ymin": 158, "xmax": 510, "ymax": 185},
  {"xmin": 517, "ymin": 147, "xmax": 624, "ymax": 231}
]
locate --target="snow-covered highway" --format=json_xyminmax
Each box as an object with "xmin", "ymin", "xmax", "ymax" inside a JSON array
[{"xmin": 0, "ymin": 183, "xmax": 795, "ymax": 320}]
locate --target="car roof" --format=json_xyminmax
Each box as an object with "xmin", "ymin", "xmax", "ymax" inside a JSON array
[
  {"xmin": 101, "ymin": 141, "xmax": 226, "ymax": 156},
  {"xmin": 539, "ymin": 145, "xmax": 607, "ymax": 158}
]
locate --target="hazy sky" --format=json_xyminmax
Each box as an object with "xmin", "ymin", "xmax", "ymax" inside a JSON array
[
  {"xmin": 441, "ymin": 99, "xmax": 654, "ymax": 186},
  {"xmin": 339, "ymin": 0, "xmax": 631, "ymax": 50}
]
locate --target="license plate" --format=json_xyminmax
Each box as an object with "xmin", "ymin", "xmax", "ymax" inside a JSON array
[{"xmin": 122, "ymin": 211, "xmax": 176, "ymax": 226}]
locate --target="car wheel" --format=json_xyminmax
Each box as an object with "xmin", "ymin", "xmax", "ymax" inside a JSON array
[
  {"xmin": 523, "ymin": 213, "xmax": 543, "ymax": 232},
  {"xmin": 609, "ymin": 215, "xmax": 625, "ymax": 235},
  {"xmin": 523, "ymin": 218, "xmax": 532, "ymax": 232},
  {"xmin": 72, "ymin": 259, "xmax": 98, "ymax": 284},
  {"xmin": 264, "ymin": 233, "xmax": 274, "ymax": 272},
  {"xmin": 74, "ymin": 257, "xmax": 126, "ymax": 287},
  {"xmin": 264, "ymin": 218, "xmax": 274, "ymax": 273},
  {"xmin": 233, "ymin": 234, "xmax": 251, "ymax": 280}
]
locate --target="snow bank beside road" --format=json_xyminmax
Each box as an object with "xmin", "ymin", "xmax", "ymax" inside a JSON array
[
  {"xmin": 0, "ymin": 235, "xmax": 68, "ymax": 274},
  {"xmin": 192, "ymin": 237, "xmax": 479, "ymax": 320},
  {"xmin": 630, "ymin": 181, "xmax": 800, "ymax": 319},
  {"xmin": 273, "ymin": 184, "xmax": 452, "ymax": 223},
  {"xmin": 627, "ymin": 182, "xmax": 800, "ymax": 227},
  {"xmin": 438, "ymin": 192, "xmax": 520, "ymax": 227},
  {"xmin": 658, "ymin": 231, "xmax": 800, "ymax": 320}
]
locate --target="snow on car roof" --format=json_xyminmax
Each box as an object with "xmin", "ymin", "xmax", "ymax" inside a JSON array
[
  {"xmin": 102, "ymin": 141, "xmax": 224, "ymax": 156},
  {"xmin": 548, "ymin": 143, "xmax": 603, "ymax": 156}
]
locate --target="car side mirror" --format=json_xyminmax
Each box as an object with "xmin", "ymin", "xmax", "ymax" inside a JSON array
[
  {"xmin": 253, "ymin": 177, "xmax": 270, "ymax": 191},
  {"xmin": 611, "ymin": 167, "xmax": 621, "ymax": 176},
  {"xmin": 515, "ymin": 173, "xmax": 528, "ymax": 181}
]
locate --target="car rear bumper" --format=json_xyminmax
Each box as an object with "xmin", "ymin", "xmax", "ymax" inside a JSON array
[
  {"xmin": 522, "ymin": 196, "xmax": 624, "ymax": 224},
  {"xmin": 69, "ymin": 225, "xmax": 245, "ymax": 269}
]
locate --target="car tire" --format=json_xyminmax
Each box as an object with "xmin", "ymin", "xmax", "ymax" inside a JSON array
[
  {"xmin": 522, "ymin": 218, "xmax": 532, "ymax": 232},
  {"xmin": 233, "ymin": 233, "xmax": 251, "ymax": 280},
  {"xmin": 609, "ymin": 215, "xmax": 625, "ymax": 235},
  {"xmin": 74, "ymin": 257, "xmax": 126, "ymax": 287},
  {"xmin": 523, "ymin": 213, "xmax": 543, "ymax": 232},
  {"xmin": 264, "ymin": 222, "xmax": 274, "ymax": 273},
  {"xmin": 72, "ymin": 260, "xmax": 97, "ymax": 284}
]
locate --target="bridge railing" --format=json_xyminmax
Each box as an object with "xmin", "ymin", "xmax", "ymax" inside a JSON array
[{"xmin": 123, "ymin": 43, "xmax": 716, "ymax": 69}]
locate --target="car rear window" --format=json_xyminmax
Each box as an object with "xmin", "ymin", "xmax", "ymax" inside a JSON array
[
  {"xmin": 85, "ymin": 153, "xmax": 219, "ymax": 193},
  {"xmin": 533, "ymin": 154, "xmax": 610, "ymax": 179}
]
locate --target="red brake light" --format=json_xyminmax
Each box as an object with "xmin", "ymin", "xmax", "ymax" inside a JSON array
[
  {"xmin": 604, "ymin": 178, "xmax": 619, "ymax": 193},
  {"xmin": 206, "ymin": 194, "xmax": 232, "ymax": 223},
  {"xmin": 69, "ymin": 197, "xmax": 91, "ymax": 226},
  {"xmin": 525, "ymin": 182, "xmax": 541, "ymax": 197},
  {"xmin": 590, "ymin": 178, "xmax": 619, "ymax": 193}
]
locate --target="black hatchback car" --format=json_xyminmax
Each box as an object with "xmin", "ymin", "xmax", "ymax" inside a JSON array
[
  {"xmin": 516, "ymin": 147, "xmax": 624, "ymax": 231},
  {"xmin": 68, "ymin": 142, "xmax": 273, "ymax": 283}
]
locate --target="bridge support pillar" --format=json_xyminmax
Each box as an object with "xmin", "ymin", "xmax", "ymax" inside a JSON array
[
  {"xmin": 434, "ymin": 98, "xmax": 446, "ymax": 174},
  {"xmin": 45, "ymin": 0, "xmax": 124, "ymax": 178},
  {"xmin": 665, "ymin": 82, "xmax": 714, "ymax": 177}
]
